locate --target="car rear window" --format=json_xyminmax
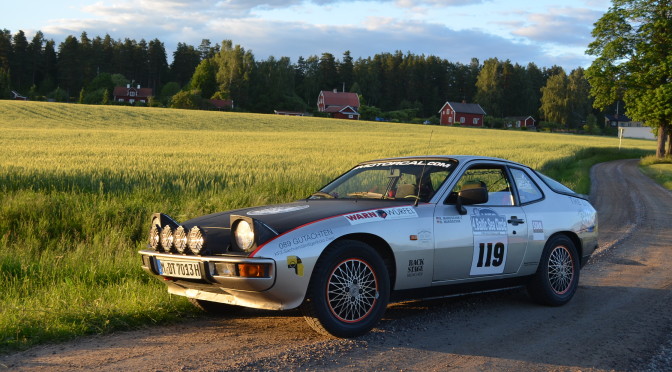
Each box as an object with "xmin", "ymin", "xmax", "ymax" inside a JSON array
[{"xmin": 535, "ymin": 171, "xmax": 577, "ymax": 195}]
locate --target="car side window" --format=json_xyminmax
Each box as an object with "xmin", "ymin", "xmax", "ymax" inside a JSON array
[
  {"xmin": 447, "ymin": 165, "xmax": 515, "ymax": 206},
  {"xmin": 510, "ymin": 168, "xmax": 544, "ymax": 204}
]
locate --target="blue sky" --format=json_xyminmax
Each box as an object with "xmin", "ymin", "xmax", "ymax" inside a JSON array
[{"xmin": 3, "ymin": 0, "xmax": 612, "ymax": 69}]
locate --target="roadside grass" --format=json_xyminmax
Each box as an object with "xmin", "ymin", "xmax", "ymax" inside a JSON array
[
  {"xmin": 0, "ymin": 101, "xmax": 657, "ymax": 353},
  {"xmin": 539, "ymin": 147, "xmax": 655, "ymax": 196},
  {"xmin": 640, "ymin": 155, "xmax": 672, "ymax": 191}
]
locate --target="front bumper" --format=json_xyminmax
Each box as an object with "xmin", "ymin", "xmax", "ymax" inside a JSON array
[{"xmin": 139, "ymin": 249, "xmax": 276, "ymax": 292}]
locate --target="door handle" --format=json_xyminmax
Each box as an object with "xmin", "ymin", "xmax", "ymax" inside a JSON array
[{"xmin": 507, "ymin": 216, "xmax": 525, "ymax": 226}]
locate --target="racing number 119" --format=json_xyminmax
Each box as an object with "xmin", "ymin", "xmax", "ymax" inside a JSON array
[{"xmin": 476, "ymin": 242, "xmax": 505, "ymax": 267}]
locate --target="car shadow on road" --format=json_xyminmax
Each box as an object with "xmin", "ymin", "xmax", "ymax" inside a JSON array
[{"xmin": 354, "ymin": 284, "xmax": 672, "ymax": 371}]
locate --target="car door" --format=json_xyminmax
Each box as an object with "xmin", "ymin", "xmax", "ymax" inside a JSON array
[{"xmin": 432, "ymin": 162, "xmax": 529, "ymax": 282}]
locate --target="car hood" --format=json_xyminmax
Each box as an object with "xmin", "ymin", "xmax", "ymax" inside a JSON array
[
  {"xmin": 184, "ymin": 199, "xmax": 416, "ymax": 233},
  {"xmin": 179, "ymin": 199, "xmax": 417, "ymax": 255}
]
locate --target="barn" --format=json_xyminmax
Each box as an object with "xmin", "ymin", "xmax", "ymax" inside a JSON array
[
  {"xmin": 439, "ymin": 101, "xmax": 486, "ymax": 126},
  {"xmin": 317, "ymin": 90, "xmax": 360, "ymax": 120}
]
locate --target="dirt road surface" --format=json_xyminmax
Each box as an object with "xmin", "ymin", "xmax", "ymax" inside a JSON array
[{"xmin": 2, "ymin": 159, "xmax": 671, "ymax": 371}]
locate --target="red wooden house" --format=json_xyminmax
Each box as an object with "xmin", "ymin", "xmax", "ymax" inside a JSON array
[
  {"xmin": 439, "ymin": 101, "xmax": 486, "ymax": 126},
  {"xmin": 317, "ymin": 90, "xmax": 360, "ymax": 120},
  {"xmin": 113, "ymin": 84, "xmax": 153, "ymax": 104}
]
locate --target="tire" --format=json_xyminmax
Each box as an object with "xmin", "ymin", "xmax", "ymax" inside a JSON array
[
  {"xmin": 301, "ymin": 240, "xmax": 390, "ymax": 338},
  {"xmin": 188, "ymin": 298, "xmax": 241, "ymax": 315},
  {"xmin": 527, "ymin": 235, "xmax": 580, "ymax": 306}
]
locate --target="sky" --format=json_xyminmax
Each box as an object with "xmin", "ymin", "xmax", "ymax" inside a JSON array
[{"xmin": 2, "ymin": 0, "xmax": 612, "ymax": 70}]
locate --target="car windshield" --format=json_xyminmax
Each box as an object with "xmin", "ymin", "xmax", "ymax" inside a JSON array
[{"xmin": 310, "ymin": 159, "xmax": 456, "ymax": 203}]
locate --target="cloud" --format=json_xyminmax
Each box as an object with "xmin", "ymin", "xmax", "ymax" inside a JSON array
[
  {"xmin": 394, "ymin": 0, "xmax": 489, "ymax": 7},
  {"xmin": 78, "ymin": 0, "xmax": 493, "ymax": 21},
  {"xmin": 508, "ymin": 7, "xmax": 602, "ymax": 46},
  {"xmin": 36, "ymin": 0, "xmax": 591, "ymax": 70},
  {"xmin": 79, "ymin": 0, "xmax": 307, "ymax": 20},
  {"xmin": 204, "ymin": 17, "xmax": 585, "ymax": 68}
]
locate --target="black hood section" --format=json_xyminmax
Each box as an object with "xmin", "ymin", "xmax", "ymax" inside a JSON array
[
  {"xmin": 183, "ymin": 199, "xmax": 416, "ymax": 234},
  {"xmin": 176, "ymin": 199, "xmax": 415, "ymax": 255}
]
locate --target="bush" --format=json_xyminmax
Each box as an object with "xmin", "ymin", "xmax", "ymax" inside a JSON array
[
  {"xmin": 539, "ymin": 121, "xmax": 562, "ymax": 133},
  {"xmin": 170, "ymin": 90, "xmax": 203, "ymax": 110},
  {"xmin": 359, "ymin": 105, "xmax": 382, "ymax": 121},
  {"xmin": 82, "ymin": 88, "xmax": 108, "ymax": 105},
  {"xmin": 484, "ymin": 116, "xmax": 506, "ymax": 129},
  {"xmin": 383, "ymin": 108, "xmax": 418, "ymax": 123},
  {"xmin": 47, "ymin": 87, "xmax": 69, "ymax": 102}
]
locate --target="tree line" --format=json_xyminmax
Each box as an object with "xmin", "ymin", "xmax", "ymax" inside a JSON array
[
  {"xmin": 1, "ymin": 28, "xmax": 606, "ymax": 131},
  {"xmin": 586, "ymin": 0, "xmax": 671, "ymax": 158}
]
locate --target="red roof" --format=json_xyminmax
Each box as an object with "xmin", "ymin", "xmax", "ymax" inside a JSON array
[
  {"xmin": 320, "ymin": 91, "xmax": 360, "ymax": 108},
  {"xmin": 439, "ymin": 101, "xmax": 486, "ymax": 115}
]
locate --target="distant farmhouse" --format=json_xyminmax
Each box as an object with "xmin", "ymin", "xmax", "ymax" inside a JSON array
[
  {"xmin": 11, "ymin": 90, "xmax": 27, "ymax": 100},
  {"xmin": 317, "ymin": 90, "xmax": 360, "ymax": 120},
  {"xmin": 506, "ymin": 116, "xmax": 536, "ymax": 129},
  {"xmin": 606, "ymin": 114, "xmax": 655, "ymax": 140},
  {"xmin": 113, "ymin": 84, "xmax": 153, "ymax": 104},
  {"xmin": 439, "ymin": 101, "xmax": 486, "ymax": 126},
  {"xmin": 605, "ymin": 113, "xmax": 642, "ymax": 128}
]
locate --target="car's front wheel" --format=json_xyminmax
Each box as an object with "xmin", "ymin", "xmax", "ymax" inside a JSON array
[
  {"xmin": 527, "ymin": 235, "xmax": 579, "ymax": 306},
  {"xmin": 301, "ymin": 240, "xmax": 390, "ymax": 337}
]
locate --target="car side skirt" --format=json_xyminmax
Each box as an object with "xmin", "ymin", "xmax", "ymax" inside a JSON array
[{"xmin": 390, "ymin": 276, "xmax": 530, "ymax": 303}]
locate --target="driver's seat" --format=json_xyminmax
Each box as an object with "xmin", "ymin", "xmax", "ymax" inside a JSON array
[{"xmin": 395, "ymin": 184, "xmax": 417, "ymax": 198}]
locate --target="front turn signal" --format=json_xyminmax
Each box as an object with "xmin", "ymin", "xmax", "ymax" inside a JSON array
[{"xmin": 237, "ymin": 263, "xmax": 269, "ymax": 278}]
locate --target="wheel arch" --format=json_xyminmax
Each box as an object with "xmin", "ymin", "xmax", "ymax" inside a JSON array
[
  {"xmin": 546, "ymin": 231, "xmax": 582, "ymax": 263},
  {"xmin": 328, "ymin": 233, "xmax": 397, "ymax": 290},
  {"xmin": 300, "ymin": 235, "xmax": 392, "ymax": 337}
]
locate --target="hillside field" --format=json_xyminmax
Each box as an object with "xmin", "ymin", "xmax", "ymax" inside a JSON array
[{"xmin": 0, "ymin": 101, "xmax": 656, "ymax": 352}]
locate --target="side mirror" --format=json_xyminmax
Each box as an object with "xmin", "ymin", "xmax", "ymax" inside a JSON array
[{"xmin": 456, "ymin": 187, "xmax": 488, "ymax": 215}]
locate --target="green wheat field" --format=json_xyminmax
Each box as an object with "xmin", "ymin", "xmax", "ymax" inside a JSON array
[{"xmin": 0, "ymin": 101, "xmax": 657, "ymax": 352}]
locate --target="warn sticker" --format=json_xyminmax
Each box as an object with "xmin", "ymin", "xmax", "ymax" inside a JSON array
[{"xmin": 343, "ymin": 206, "xmax": 418, "ymax": 225}]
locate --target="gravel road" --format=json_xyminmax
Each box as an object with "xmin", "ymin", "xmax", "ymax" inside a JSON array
[{"xmin": 2, "ymin": 159, "xmax": 671, "ymax": 372}]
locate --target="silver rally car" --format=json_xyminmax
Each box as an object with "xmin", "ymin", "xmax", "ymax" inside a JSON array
[{"xmin": 140, "ymin": 156, "xmax": 598, "ymax": 337}]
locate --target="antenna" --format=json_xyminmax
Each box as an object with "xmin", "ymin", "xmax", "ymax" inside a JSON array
[{"xmin": 414, "ymin": 130, "xmax": 434, "ymax": 207}]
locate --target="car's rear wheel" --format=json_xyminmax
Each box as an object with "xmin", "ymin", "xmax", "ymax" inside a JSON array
[
  {"xmin": 188, "ymin": 298, "xmax": 241, "ymax": 315},
  {"xmin": 527, "ymin": 235, "xmax": 579, "ymax": 306},
  {"xmin": 301, "ymin": 240, "xmax": 390, "ymax": 337}
]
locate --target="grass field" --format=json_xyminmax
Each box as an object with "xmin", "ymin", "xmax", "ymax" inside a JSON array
[
  {"xmin": 0, "ymin": 101, "xmax": 657, "ymax": 352},
  {"xmin": 640, "ymin": 156, "xmax": 672, "ymax": 191}
]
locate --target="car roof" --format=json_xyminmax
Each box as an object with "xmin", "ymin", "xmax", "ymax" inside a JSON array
[{"xmin": 359, "ymin": 155, "xmax": 527, "ymax": 167}]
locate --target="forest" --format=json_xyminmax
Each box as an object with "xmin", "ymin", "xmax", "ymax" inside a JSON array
[{"xmin": 0, "ymin": 29, "xmax": 604, "ymax": 131}]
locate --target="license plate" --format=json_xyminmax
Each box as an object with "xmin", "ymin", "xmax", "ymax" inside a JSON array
[{"xmin": 157, "ymin": 259, "xmax": 202, "ymax": 279}]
